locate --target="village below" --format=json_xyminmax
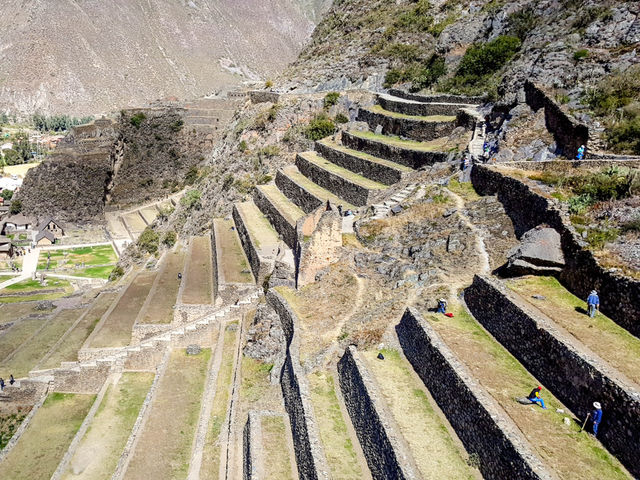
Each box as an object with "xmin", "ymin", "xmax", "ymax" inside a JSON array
[{"xmin": 0, "ymin": 1, "xmax": 639, "ymax": 480}]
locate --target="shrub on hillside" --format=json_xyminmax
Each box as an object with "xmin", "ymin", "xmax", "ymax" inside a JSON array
[
  {"xmin": 180, "ymin": 189, "xmax": 202, "ymax": 210},
  {"xmin": 304, "ymin": 114, "xmax": 336, "ymax": 141},
  {"xmin": 138, "ymin": 227, "xmax": 159, "ymax": 254},
  {"xmin": 129, "ymin": 112, "xmax": 147, "ymax": 128},
  {"xmin": 162, "ymin": 231, "xmax": 177, "ymax": 247},
  {"xmin": 335, "ymin": 113, "xmax": 349, "ymax": 124},
  {"xmin": 606, "ymin": 117, "xmax": 640, "ymax": 154},
  {"xmin": 455, "ymin": 35, "xmax": 521, "ymax": 83},
  {"xmin": 323, "ymin": 91, "xmax": 340, "ymax": 108},
  {"xmin": 184, "ymin": 166, "xmax": 198, "ymax": 185},
  {"xmin": 109, "ymin": 265, "xmax": 125, "ymax": 281},
  {"xmin": 9, "ymin": 199, "xmax": 21, "ymax": 214}
]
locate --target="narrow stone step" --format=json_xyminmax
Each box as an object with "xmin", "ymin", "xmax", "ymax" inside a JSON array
[
  {"xmin": 358, "ymin": 105, "xmax": 458, "ymax": 142},
  {"xmin": 296, "ymin": 151, "xmax": 386, "ymax": 207},
  {"xmin": 342, "ymin": 130, "xmax": 449, "ymax": 169},
  {"xmin": 378, "ymin": 93, "xmax": 474, "ymax": 117},
  {"xmin": 253, "ymin": 184, "xmax": 305, "ymax": 249},
  {"xmin": 232, "ymin": 200, "xmax": 281, "ymax": 285},
  {"xmin": 275, "ymin": 166, "xmax": 355, "ymax": 213},
  {"xmin": 315, "ymin": 138, "xmax": 410, "ymax": 185}
]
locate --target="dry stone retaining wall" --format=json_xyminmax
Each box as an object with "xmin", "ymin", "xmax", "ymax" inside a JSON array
[
  {"xmin": 337, "ymin": 345, "xmax": 419, "ymax": 480},
  {"xmin": 358, "ymin": 108, "xmax": 457, "ymax": 142},
  {"xmin": 267, "ymin": 290, "xmax": 330, "ymax": 480},
  {"xmin": 315, "ymin": 141, "xmax": 405, "ymax": 185},
  {"xmin": 341, "ymin": 131, "xmax": 448, "ymax": 169},
  {"xmin": 387, "ymin": 88, "xmax": 484, "ymax": 104},
  {"xmin": 295, "ymin": 153, "xmax": 375, "ymax": 206},
  {"xmin": 378, "ymin": 95, "xmax": 470, "ymax": 117},
  {"xmin": 275, "ymin": 170, "xmax": 324, "ymax": 214},
  {"xmin": 396, "ymin": 307, "xmax": 552, "ymax": 480},
  {"xmin": 471, "ymin": 164, "xmax": 640, "ymax": 336},
  {"xmin": 233, "ymin": 204, "xmax": 273, "ymax": 284},
  {"xmin": 253, "ymin": 187, "xmax": 298, "ymax": 249},
  {"xmin": 465, "ymin": 275, "xmax": 640, "ymax": 477}
]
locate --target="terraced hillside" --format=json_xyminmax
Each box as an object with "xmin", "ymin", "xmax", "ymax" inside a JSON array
[{"xmin": 2, "ymin": 87, "xmax": 638, "ymax": 480}]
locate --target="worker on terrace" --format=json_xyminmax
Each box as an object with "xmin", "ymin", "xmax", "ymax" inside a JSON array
[
  {"xmin": 437, "ymin": 298, "xmax": 448, "ymax": 314},
  {"xmin": 528, "ymin": 386, "xmax": 547, "ymax": 409},
  {"xmin": 587, "ymin": 290, "xmax": 600, "ymax": 318},
  {"xmin": 577, "ymin": 144, "xmax": 586, "ymax": 160},
  {"xmin": 0, "ymin": 377, "xmax": 4, "ymax": 391},
  {"xmin": 591, "ymin": 402, "xmax": 603, "ymax": 436}
]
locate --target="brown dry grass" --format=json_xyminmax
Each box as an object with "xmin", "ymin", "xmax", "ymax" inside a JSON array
[
  {"xmin": 182, "ymin": 236, "xmax": 213, "ymax": 305},
  {"xmin": 140, "ymin": 249, "xmax": 185, "ymax": 324}
]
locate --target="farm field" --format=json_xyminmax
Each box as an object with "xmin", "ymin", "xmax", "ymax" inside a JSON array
[
  {"xmin": 38, "ymin": 245, "xmax": 117, "ymax": 279},
  {"xmin": 139, "ymin": 249, "xmax": 185, "ymax": 324},
  {"xmin": 0, "ymin": 392, "xmax": 95, "ymax": 480},
  {"xmin": 124, "ymin": 348, "xmax": 211, "ymax": 480},
  {"xmin": 39, "ymin": 293, "xmax": 118, "ymax": 370},
  {"xmin": 62, "ymin": 372, "xmax": 155, "ymax": 480},
  {"xmin": 182, "ymin": 236, "xmax": 213, "ymax": 305},
  {"xmin": 90, "ymin": 271, "xmax": 157, "ymax": 348},
  {"xmin": 0, "ymin": 278, "xmax": 73, "ymax": 303}
]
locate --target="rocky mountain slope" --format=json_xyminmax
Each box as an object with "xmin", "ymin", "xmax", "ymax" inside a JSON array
[{"xmin": 0, "ymin": 0, "xmax": 330, "ymax": 117}]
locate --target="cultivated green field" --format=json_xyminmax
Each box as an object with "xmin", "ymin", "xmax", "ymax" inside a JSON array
[
  {"xmin": 37, "ymin": 245, "xmax": 117, "ymax": 279},
  {"xmin": 0, "ymin": 278, "xmax": 73, "ymax": 303}
]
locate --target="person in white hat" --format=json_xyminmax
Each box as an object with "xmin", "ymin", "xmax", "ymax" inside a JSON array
[{"xmin": 591, "ymin": 402, "xmax": 603, "ymax": 436}]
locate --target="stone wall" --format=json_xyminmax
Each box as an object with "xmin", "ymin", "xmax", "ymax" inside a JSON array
[
  {"xmin": 524, "ymin": 81, "xmax": 589, "ymax": 159},
  {"xmin": 503, "ymin": 159, "xmax": 640, "ymax": 171},
  {"xmin": 275, "ymin": 170, "xmax": 324, "ymax": 214},
  {"xmin": 337, "ymin": 345, "xmax": 420, "ymax": 479},
  {"xmin": 387, "ymin": 88, "xmax": 484, "ymax": 105},
  {"xmin": 341, "ymin": 131, "xmax": 449, "ymax": 169},
  {"xmin": 358, "ymin": 108, "xmax": 457, "ymax": 142},
  {"xmin": 233, "ymin": 204, "xmax": 273, "ymax": 285},
  {"xmin": 465, "ymin": 275, "xmax": 640, "ymax": 477},
  {"xmin": 249, "ymin": 91, "xmax": 281, "ymax": 104},
  {"xmin": 471, "ymin": 164, "xmax": 640, "ymax": 336},
  {"xmin": 210, "ymin": 226, "xmax": 220, "ymax": 299},
  {"xmin": 378, "ymin": 94, "xmax": 470, "ymax": 117},
  {"xmin": 253, "ymin": 187, "xmax": 298, "ymax": 249},
  {"xmin": 267, "ymin": 290, "xmax": 330, "ymax": 480},
  {"xmin": 295, "ymin": 153, "xmax": 375, "ymax": 207},
  {"xmin": 244, "ymin": 410, "xmax": 262, "ymax": 480},
  {"xmin": 296, "ymin": 208, "xmax": 342, "ymax": 287},
  {"xmin": 396, "ymin": 307, "xmax": 552, "ymax": 480},
  {"xmin": 315, "ymin": 140, "xmax": 405, "ymax": 185},
  {"xmin": 0, "ymin": 378, "xmax": 48, "ymax": 406}
]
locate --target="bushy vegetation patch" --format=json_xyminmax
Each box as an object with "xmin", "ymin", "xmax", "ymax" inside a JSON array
[
  {"xmin": 129, "ymin": 112, "xmax": 147, "ymax": 128},
  {"xmin": 137, "ymin": 227, "xmax": 160, "ymax": 255},
  {"xmin": 323, "ymin": 91, "xmax": 340, "ymax": 108},
  {"xmin": 304, "ymin": 113, "xmax": 336, "ymax": 141}
]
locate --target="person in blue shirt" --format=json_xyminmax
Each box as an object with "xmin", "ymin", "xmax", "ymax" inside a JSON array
[
  {"xmin": 591, "ymin": 402, "xmax": 603, "ymax": 436},
  {"xmin": 527, "ymin": 386, "xmax": 547, "ymax": 409},
  {"xmin": 436, "ymin": 298, "xmax": 448, "ymax": 314},
  {"xmin": 587, "ymin": 290, "xmax": 600, "ymax": 318},
  {"xmin": 576, "ymin": 144, "xmax": 586, "ymax": 160}
]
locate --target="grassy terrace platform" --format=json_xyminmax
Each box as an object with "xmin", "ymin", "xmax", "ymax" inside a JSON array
[
  {"xmin": 139, "ymin": 207, "xmax": 159, "ymax": 225},
  {"xmin": 235, "ymin": 201, "xmax": 280, "ymax": 252},
  {"xmin": 125, "ymin": 348, "xmax": 211, "ymax": 480},
  {"xmin": 280, "ymin": 165, "xmax": 356, "ymax": 210},
  {"xmin": 256, "ymin": 184, "xmax": 305, "ymax": 225},
  {"xmin": 106, "ymin": 215, "xmax": 129, "ymax": 239},
  {"xmin": 348, "ymin": 129, "xmax": 454, "ymax": 152},
  {"xmin": 182, "ymin": 236, "xmax": 213, "ymax": 305},
  {"xmin": 39, "ymin": 293, "xmax": 117, "ymax": 370},
  {"xmin": 213, "ymin": 219, "xmax": 253, "ymax": 285},
  {"xmin": 62, "ymin": 372, "xmax": 154, "ymax": 480},
  {"xmin": 0, "ymin": 316, "xmax": 48, "ymax": 361},
  {"xmin": 90, "ymin": 271, "xmax": 157, "ymax": 348},
  {"xmin": 299, "ymin": 152, "xmax": 387, "ymax": 191},
  {"xmin": 507, "ymin": 276, "xmax": 640, "ymax": 385},
  {"xmin": 423, "ymin": 302, "xmax": 630, "ymax": 480},
  {"xmin": 367, "ymin": 104, "xmax": 456, "ymax": 122},
  {"xmin": 0, "ymin": 278, "xmax": 73, "ymax": 304},
  {"xmin": 1, "ymin": 393, "xmax": 96, "ymax": 480},
  {"xmin": 307, "ymin": 370, "xmax": 364, "ymax": 479},
  {"xmin": 200, "ymin": 323, "xmax": 238, "ymax": 480},
  {"xmin": 139, "ymin": 249, "xmax": 185, "ymax": 324},
  {"xmin": 123, "ymin": 212, "xmax": 147, "ymax": 234},
  {"xmin": 361, "ymin": 349, "xmax": 477, "ymax": 479},
  {"xmin": 1, "ymin": 308, "xmax": 82, "ymax": 378},
  {"xmin": 319, "ymin": 139, "xmax": 412, "ymax": 172},
  {"xmin": 261, "ymin": 415, "xmax": 295, "ymax": 480}
]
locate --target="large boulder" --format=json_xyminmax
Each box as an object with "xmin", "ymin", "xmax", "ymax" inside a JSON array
[{"xmin": 505, "ymin": 227, "xmax": 565, "ymax": 276}]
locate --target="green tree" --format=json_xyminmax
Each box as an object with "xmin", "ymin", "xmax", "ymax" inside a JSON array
[
  {"xmin": 9, "ymin": 199, "xmax": 22, "ymax": 214},
  {"xmin": 137, "ymin": 227, "xmax": 160, "ymax": 254},
  {"xmin": 1, "ymin": 189, "xmax": 14, "ymax": 200}
]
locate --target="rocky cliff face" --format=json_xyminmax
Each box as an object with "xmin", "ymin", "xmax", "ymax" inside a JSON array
[
  {"xmin": 283, "ymin": 0, "xmax": 638, "ymax": 103},
  {"xmin": 0, "ymin": 0, "xmax": 331, "ymax": 117}
]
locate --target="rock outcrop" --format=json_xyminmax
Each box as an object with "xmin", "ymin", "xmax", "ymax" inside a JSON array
[{"xmin": 505, "ymin": 227, "xmax": 565, "ymax": 276}]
